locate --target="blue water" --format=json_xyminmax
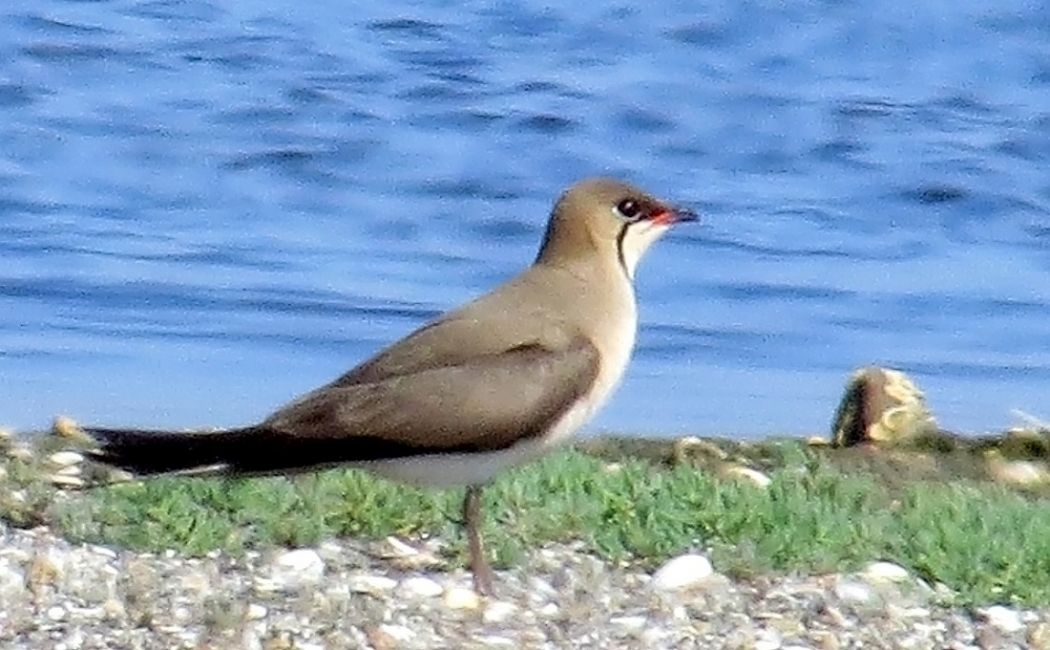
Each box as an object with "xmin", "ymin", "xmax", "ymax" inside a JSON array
[{"xmin": 1, "ymin": 1, "xmax": 1048, "ymax": 438}]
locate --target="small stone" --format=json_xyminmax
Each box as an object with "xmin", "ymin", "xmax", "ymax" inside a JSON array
[
  {"xmin": 27, "ymin": 551, "xmax": 63, "ymax": 591},
  {"xmin": 53, "ymin": 464, "xmax": 82, "ymax": 477},
  {"xmin": 475, "ymin": 636, "xmax": 515, "ymax": 648},
  {"xmin": 247, "ymin": 604, "xmax": 268, "ymax": 620},
  {"xmin": 0, "ymin": 558, "xmax": 25, "ymax": 602},
  {"xmin": 398, "ymin": 576, "xmax": 443, "ymax": 598},
  {"xmin": 1029, "ymin": 622, "xmax": 1050, "ymax": 650},
  {"xmin": 539, "ymin": 602, "xmax": 559, "ymax": 617},
  {"xmin": 980, "ymin": 605, "xmax": 1025, "ymax": 634},
  {"xmin": 348, "ymin": 574, "xmax": 398, "ymax": 596},
  {"xmin": 47, "ymin": 605, "xmax": 66, "ymax": 621},
  {"xmin": 260, "ymin": 549, "xmax": 324, "ymax": 591},
  {"xmin": 48, "ymin": 451, "xmax": 84, "ymax": 467},
  {"xmin": 173, "ymin": 606, "xmax": 191, "ymax": 623},
  {"xmin": 53, "ymin": 415, "xmax": 89, "ymax": 441},
  {"xmin": 986, "ymin": 453, "xmax": 1050, "ymax": 487},
  {"xmin": 862, "ymin": 561, "xmax": 911, "ymax": 584},
  {"xmin": 443, "ymin": 586, "xmax": 481, "ymax": 610},
  {"xmin": 610, "ymin": 615, "xmax": 648, "ymax": 633},
  {"xmin": 754, "ymin": 628, "xmax": 782, "ymax": 650},
  {"xmin": 527, "ymin": 576, "xmax": 557, "ymax": 600},
  {"xmin": 7, "ymin": 444, "xmax": 33, "ymax": 461},
  {"xmin": 102, "ymin": 597, "xmax": 126, "ymax": 620},
  {"xmin": 49, "ymin": 474, "xmax": 86, "ymax": 488},
  {"xmin": 378, "ymin": 624, "xmax": 414, "ymax": 643},
  {"xmin": 376, "ymin": 536, "xmax": 441, "ymax": 569},
  {"xmin": 651, "ymin": 554, "xmax": 714, "ymax": 591},
  {"xmin": 723, "ymin": 465, "xmax": 773, "ymax": 488},
  {"xmin": 483, "ymin": 601, "xmax": 517, "ymax": 625},
  {"xmin": 834, "ymin": 579, "xmax": 879, "ymax": 606}
]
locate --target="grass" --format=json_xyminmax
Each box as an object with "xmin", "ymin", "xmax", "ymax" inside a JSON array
[{"xmin": 4, "ymin": 438, "xmax": 1050, "ymax": 606}]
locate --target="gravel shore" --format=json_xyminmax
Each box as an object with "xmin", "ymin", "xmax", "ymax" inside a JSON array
[{"xmin": 1, "ymin": 522, "xmax": 1047, "ymax": 649}]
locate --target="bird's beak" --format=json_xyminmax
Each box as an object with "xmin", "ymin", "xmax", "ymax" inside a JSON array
[{"xmin": 650, "ymin": 206, "xmax": 699, "ymax": 226}]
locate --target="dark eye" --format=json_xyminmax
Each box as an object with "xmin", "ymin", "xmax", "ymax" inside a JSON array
[{"xmin": 615, "ymin": 198, "xmax": 642, "ymax": 221}]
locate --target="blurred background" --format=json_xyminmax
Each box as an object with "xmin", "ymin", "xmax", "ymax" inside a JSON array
[{"xmin": 0, "ymin": 1, "xmax": 1047, "ymax": 438}]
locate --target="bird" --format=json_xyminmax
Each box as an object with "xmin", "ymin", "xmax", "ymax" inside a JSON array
[{"xmin": 74, "ymin": 177, "xmax": 697, "ymax": 595}]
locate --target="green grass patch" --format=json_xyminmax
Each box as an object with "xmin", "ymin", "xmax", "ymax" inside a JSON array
[{"xmin": 6, "ymin": 442, "xmax": 1050, "ymax": 605}]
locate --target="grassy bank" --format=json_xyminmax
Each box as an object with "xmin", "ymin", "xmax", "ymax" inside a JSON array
[{"xmin": 4, "ymin": 437, "xmax": 1050, "ymax": 606}]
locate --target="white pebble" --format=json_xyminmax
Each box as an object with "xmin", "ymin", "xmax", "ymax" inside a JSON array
[
  {"xmin": 49, "ymin": 474, "xmax": 86, "ymax": 488},
  {"xmin": 0, "ymin": 558, "xmax": 25, "ymax": 603},
  {"xmin": 246, "ymin": 603, "xmax": 268, "ymax": 620},
  {"xmin": 263, "ymin": 549, "xmax": 324, "ymax": 591},
  {"xmin": 398, "ymin": 576, "xmax": 444, "ymax": 598},
  {"xmin": 483, "ymin": 601, "xmax": 518, "ymax": 625},
  {"xmin": 539, "ymin": 602, "xmax": 559, "ymax": 617},
  {"xmin": 651, "ymin": 554, "xmax": 714, "ymax": 591},
  {"xmin": 610, "ymin": 615, "xmax": 648, "ymax": 633},
  {"xmin": 48, "ymin": 451, "xmax": 84, "ymax": 467},
  {"xmin": 348, "ymin": 574, "xmax": 398, "ymax": 596},
  {"xmin": 443, "ymin": 586, "xmax": 481, "ymax": 610},
  {"xmin": 834, "ymin": 579, "xmax": 878, "ymax": 606},
  {"xmin": 980, "ymin": 605, "xmax": 1025, "ymax": 634},
  {"xmin": 378, "ymin": 624, "xmax": 415, "ymax": 643},
  {"xmin": 753, "ymin": 628, "xmax": 782, "ymax": 650},
  {"xmin": 46, "ymin": 605, "xmax": 66, "ymax": 621},
  {"xmin": 724, "ymin": 465, "xmax": 773, "ymax": 488},
  {"xmin": 475, "ymin": 635, "xmax": 515, "ymax": 648},
  {"xmin": 862, "ymin": 561, "xmax": 911, "ymax": 584}
]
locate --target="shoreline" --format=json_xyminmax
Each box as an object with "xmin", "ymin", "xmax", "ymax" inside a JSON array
[{"xmin": 2, "ymin": 427, "xmax": 1050, "ymax": 647}]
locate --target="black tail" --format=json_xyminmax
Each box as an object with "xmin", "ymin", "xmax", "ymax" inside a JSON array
[
  {"xmin": 83, "ymin": 423, "xmax": 452, "ymax": 479},
  {"xmin": 84, "ymin": 425, "xmax": 287, "ymax": 477}
]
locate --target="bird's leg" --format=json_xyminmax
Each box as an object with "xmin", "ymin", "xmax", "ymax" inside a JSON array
[{"xmin": 463, "ymin": 484, "xmax": 495, "ymax": 596}]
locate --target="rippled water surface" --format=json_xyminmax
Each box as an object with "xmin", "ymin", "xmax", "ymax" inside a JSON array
[{"xmin": 2, "ymin": 1, "xmax": 1048, "ymax": 437}]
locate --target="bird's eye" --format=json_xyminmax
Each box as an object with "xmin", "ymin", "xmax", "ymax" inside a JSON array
[{"xmin": 615, "ymin": 198, "xmax": 642, "ymax": 221}]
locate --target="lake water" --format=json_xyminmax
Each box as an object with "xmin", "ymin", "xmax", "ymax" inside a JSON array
[{"xmin": 1, "ymin": 0, "xmax": 1048, "ymax": 438}]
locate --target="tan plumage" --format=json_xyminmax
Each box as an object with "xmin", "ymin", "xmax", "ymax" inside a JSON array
[{"xmin": 80, "ymin": 177, "xmax": 697, "ymax": 594}]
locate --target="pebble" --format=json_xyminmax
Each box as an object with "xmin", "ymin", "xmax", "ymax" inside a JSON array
[
  {"xmin": 49, "ymin": 474, "xmax": 86, "ymax": 488},
  {"xmin": 980, "ymin": 605, "xmax": 1025, "ymax": 634},
  {"xmin": 862, "ymin": 561, "xmax": 911, "ymax": 584},
  {"xmin": 0, "ymin": 558, "xmax": 25, "ymax": 601},
  {"xmin": 754, "ymin": 628, "xmax": 783, "ymax": 650},
  {"xmin": 377, "ymin": 624, "xmax": 415, "ymax": 643},
  {"xmin": 398, "ymin": 576, "xmax": 444, "ymax": 598},
  {"xmin": 834, "ymin": 579, "xmax": 880, "ymax": 607},
  {"xmin": 483, "ymin": 601, "xmax": 518, "ymax": 625},
  {"xmin": 724, "ymin": 465, "xmax": 773, "ymax": 488},
  {"xmin": 260, "ymin": 549, "xmax": 324, "ymax": 591},
  {"xmin": 348, "ymin": 574, "xmax": 398, "ymax": 596},
  {"xmin": 377, "ymin": 536, "xmax": 441, "ymax": 569},
  {"xmin": 47, "ymin": 605, "xmax": 66, "ymax": 621},
  {"xmin": 651, "ymin": 553, "xmax": 714, "ymax": 591},
  {"xmin": 610, "ymin": 615, "xmax": 648, "ymax": 633},
  {"xmin": 1029, "ymin": 622, "xmax": 1050, "ymax": 650},
  {"xmin": 442, "ymin": 586, "xmax": 481, "ymax": 610},
  {"xmin": 47, "ymin": 451, "xmax": 84, "ymax": 467},
  {"xmin": 246, "ymin": 603, "xmax": 268, "ymax": 620},
  {"xmin": 7, "ymin": 444, "xmax": 34, "ymax": 461}
]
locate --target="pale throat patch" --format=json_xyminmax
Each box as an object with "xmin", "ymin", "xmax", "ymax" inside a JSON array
[{"xmin": 618, "ymin": 222, "xmax": 670, "ymax": 279}]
